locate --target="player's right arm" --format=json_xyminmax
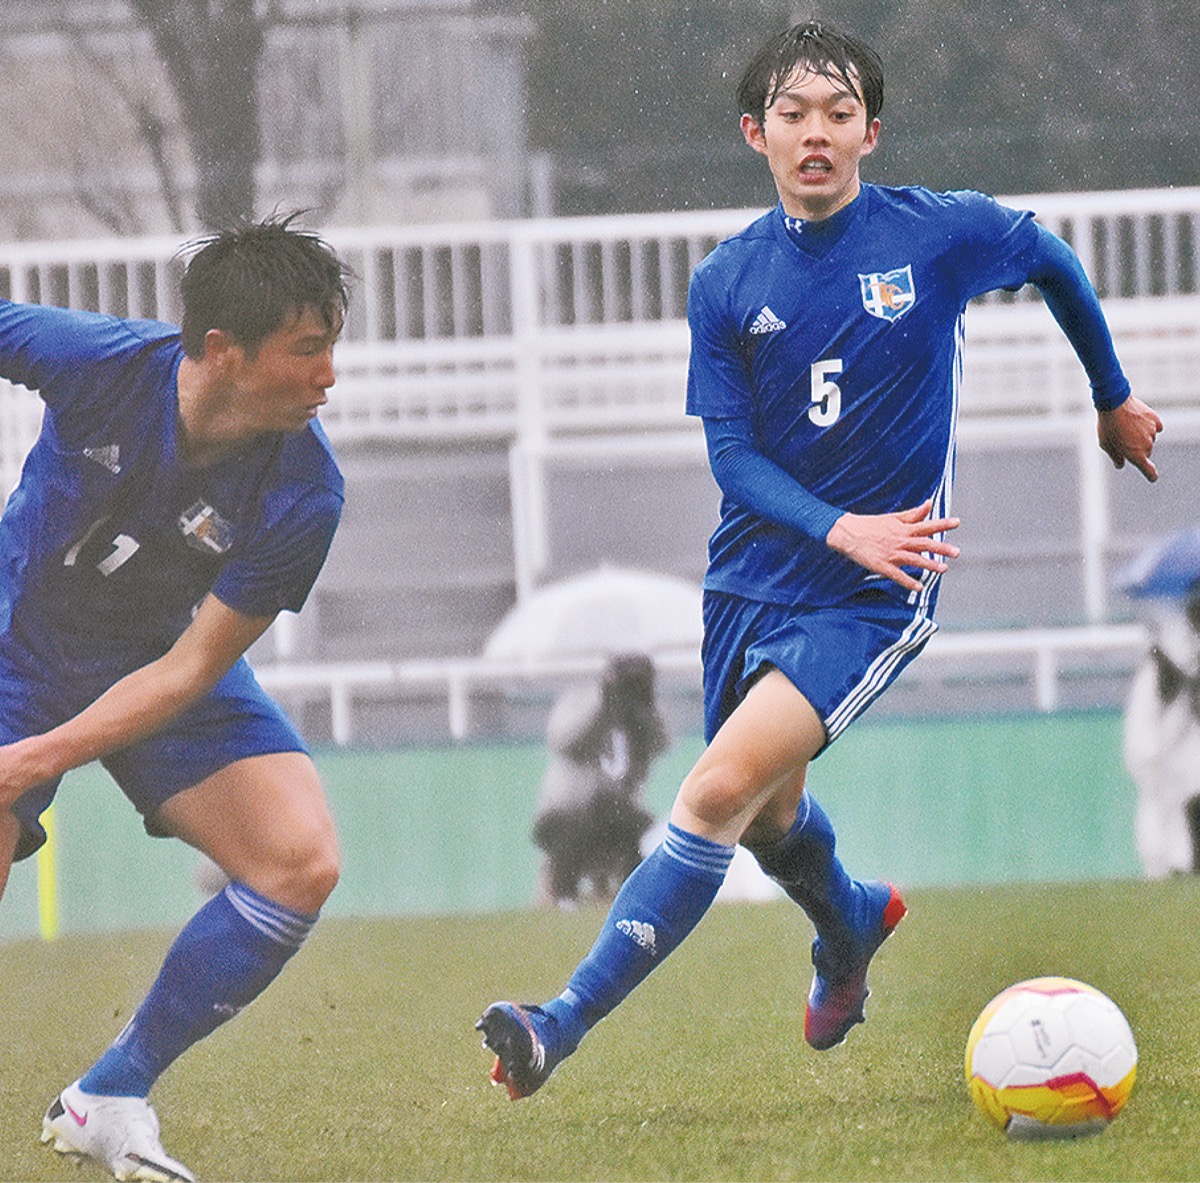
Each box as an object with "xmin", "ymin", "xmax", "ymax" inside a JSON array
[
  {"xmin": 0, "ymin": 594, "xmax": 273, "ymax": 811},
  {"xmin": 703, "ymin": 414, "xmax": 960, "ymax": 593}
]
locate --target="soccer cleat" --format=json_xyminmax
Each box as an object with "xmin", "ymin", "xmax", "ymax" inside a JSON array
[
  {"xmin": 804, "ymin": 880, "xmax": 907, "ymax": 1051},
  {"xmin": 41, "ymin": 1081, "xmax": 194, "ymax": 1183},
  {"xmin": 475, "ymin": 1001, "xmax": 572, "ymax": 1100}
]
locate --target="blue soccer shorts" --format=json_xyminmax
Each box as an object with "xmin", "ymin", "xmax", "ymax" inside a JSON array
[
  {"xmin": 2, "ymin": 655, "xmax": 307, "ymax": 862},
  {"xmin": 701, "ymin": 587, "xmax": 938, "ymax": 749}
]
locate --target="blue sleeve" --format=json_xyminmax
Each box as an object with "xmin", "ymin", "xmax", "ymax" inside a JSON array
[
  {"xmin": 213, "ymin": 484, "xmax": 343, "ymax": 617},
  {"xmin": 0, "ymin": 301, "xmax": 103, "ymax": 396},
  {"xmin": 944, "ymin": 191, "xmax": 1043, "ymax": 301},
  {"xmin": 943, "ymin": 198, "xmax": 1130, "ymax": 411},
  {"xmin": 685, "ymin": 263, "xmax": 753, "ymax": 418},
  {"xmin": 0, "ymin": 300, "xmax": 178, "ymax": 412},
  {"xmin": 1025, "ymin": 224, "xmax": 1131, "ymax": 411},
  {"xmin": 703, "ymin": 414, "xmax": 843, "ymax": 542}
]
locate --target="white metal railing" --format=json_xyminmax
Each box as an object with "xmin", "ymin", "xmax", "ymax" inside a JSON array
[
  {"xmin": 3, "ymin": 188, "xmax": 1197, "ymax": 330},
  {"xmin": 251, "ymin": 622, "xmax": 1149, "ymax": 745},
  {"xmin": 915, "ymin": 622, "xmax": 1147, "ymax": 714},
  {"xmin": 256, "ymin": 648, "xmax": 703, "ymax": 745},
  {"xmin": 2, "ymin": 190, "xmax": 1198, "ymax": 452},
  {"xmin": 1003, "ymin": 186, "xmax": 1200, "ymax": 301}
]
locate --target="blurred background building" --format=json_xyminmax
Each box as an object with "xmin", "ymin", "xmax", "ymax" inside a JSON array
[
  {"xmin": 4, "ymin": 0, "xmax": 1198, "ymax": 239},
  {"xmin": 0, "ymin": 0, "xmax": 534, "ymax": 239}
]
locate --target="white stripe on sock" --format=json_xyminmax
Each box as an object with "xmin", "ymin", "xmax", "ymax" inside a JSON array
[
  {"xmin": 663, "ymin": 827, "xmax": 734, "ymax": 879},
  {"xmin": 223, "ymin": 882, "xmax": 315, "ymax": 949}
]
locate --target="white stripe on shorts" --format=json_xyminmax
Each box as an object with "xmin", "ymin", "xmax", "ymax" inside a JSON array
[{"xmin": 823, "ymin": 609, "xmax": 938, "ymax": 743}]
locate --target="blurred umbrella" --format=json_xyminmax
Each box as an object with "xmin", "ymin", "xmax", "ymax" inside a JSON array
[
  {"xmin": 1116, "ymin": 527, "xmax": 1200, "ymax": 600},
  {"xmin": 483, "ymin": 566, "xmax": 702, "ymax": 661}
]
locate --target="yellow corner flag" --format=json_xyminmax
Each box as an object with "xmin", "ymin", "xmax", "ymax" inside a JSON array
[{"xmin": 37, "ymin": 803, "xmax": 58, "ymax": 941}]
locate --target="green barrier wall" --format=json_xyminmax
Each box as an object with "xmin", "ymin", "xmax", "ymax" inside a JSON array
[{"xmin": 0, "ymin": 710, "xmax": 1139, "ymax": 941}]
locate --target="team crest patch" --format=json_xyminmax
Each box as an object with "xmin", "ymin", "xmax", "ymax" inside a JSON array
[
  {"xmin": 859, "ymin": 265, "xmax": 916, "ymax": 321},
  {"xmin": 178, "ymin": 499, "xmax": 233, "ymax": 555}
]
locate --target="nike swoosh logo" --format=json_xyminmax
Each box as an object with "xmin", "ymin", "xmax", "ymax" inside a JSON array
[{"xmin": 65, "ymin": 1101, "xmax": 88, "ymax": 1127}]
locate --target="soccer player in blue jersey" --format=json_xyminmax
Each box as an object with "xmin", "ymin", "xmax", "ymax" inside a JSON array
[
  {"xmin": 0, "ymin": 215, "xmax": 350, "ymax": 1180},
  {"xmin": 477, "ymin": 21, "xmax": 1163, "ymax": 1099}
]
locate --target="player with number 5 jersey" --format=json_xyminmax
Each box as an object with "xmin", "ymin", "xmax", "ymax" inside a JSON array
[
  {"xmin": 688, "ymin": 184, "xmax": 1125, "ymax": 616},
  {"xmin": 477, "ymin": 19, "xmax": 1162, "ymax": 1103},
  {"xmin": 0, "ymin": 214, "xmax": 351, "ymax": 1182}
]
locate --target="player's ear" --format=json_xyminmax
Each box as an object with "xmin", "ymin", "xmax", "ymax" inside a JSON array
[
  {"xmin": 741, "ymin": 113, "xmax": 769, "ymax": 156},
  {"xmin": 201, "ymin": 327, "xmax": 241, "ymax": 366},
  {"xmin": 861, "ymin": 117, "xmax": 881, "ymax": 156}
]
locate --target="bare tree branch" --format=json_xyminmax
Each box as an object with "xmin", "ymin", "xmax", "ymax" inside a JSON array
[
  {"xmin": 126, "ymin": 0, "xmax": 266, "ymax": 229},
  {"xmin": 61, "ymin": 29, "xmax": 186, "ymax": 234}
]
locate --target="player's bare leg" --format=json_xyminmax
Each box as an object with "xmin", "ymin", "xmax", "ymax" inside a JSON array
[{"xmin": 160, "ymin": 751, "xmax": 339, "ymax": 914}]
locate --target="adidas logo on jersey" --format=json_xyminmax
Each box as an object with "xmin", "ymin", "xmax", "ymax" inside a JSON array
[
  {"xmin": 749, "ymin": 306, "xmax": 787, "ymax": 335},
  {"xmin": 82, "ymin": 444, "xmax": 121, "ymax": 474},
  {"xmin": 616, "ymin": 918, "xmax": 658, "ymax": 955}
]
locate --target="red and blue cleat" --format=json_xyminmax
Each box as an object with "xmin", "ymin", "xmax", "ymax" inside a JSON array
[
  {"xmin": 476, "ymin": 1001, "xmax": 571, "ymax": 1100},
  {"xmin": 804, "ymin": 880, "xmax": 907, "ymax": 1051}
]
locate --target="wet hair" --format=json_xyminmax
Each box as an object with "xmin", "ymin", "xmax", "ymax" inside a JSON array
[
  {"xmin": 179, "ymin": 212, "xmax": 351, "ymax": 359},
  {"xmin": 736, "ymin": 20, "xmax": 884, "ymax": 128}
]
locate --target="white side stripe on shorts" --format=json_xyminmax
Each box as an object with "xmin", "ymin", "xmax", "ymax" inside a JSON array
[{"xmin": 824, "ymin": 610, "xmax": 938, "ymax": 743}]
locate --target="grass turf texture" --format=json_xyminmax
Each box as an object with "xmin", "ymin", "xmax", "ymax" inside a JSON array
[{"xmin": 3, "ymin": 878, "xmax": 1198, "ymax": 1182}]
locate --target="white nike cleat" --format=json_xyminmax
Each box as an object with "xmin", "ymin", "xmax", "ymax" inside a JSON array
[{"xmin": 41, "ymin": 1080, "xmax": 194, "ymax": 1182}]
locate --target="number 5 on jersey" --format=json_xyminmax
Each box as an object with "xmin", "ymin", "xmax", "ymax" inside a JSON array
[{"xmin": 809, "ymin": 359, "xmax": 843, "ymax": 427}]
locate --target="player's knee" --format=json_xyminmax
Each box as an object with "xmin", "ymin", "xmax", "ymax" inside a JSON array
[
  {"xmin": 263, "ymin": 824, "xmax": 340, "ymax": 913},
  {"xmin": 677, "ymin": 761, "xmax": 761, "ymax": 828},
  {"xmin": 297, "ymin": 833, "xmax": 341, "ymax": 910}
]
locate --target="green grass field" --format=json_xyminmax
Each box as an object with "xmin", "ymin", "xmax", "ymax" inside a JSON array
[{"xmin": 3, "ymin": 877, "xmax": 1199, "ymax": 1182}]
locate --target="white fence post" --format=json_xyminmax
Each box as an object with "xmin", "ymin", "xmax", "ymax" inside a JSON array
[
  {"xmin": 508, "ymin": 224, "xmax": 549, "ymax": 602},
  {"xmin": 1078, "ymin": 419, "xmax": 1111, "ymax": 624}
]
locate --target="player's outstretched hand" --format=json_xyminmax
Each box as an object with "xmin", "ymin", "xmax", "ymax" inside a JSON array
[
  {"xmin": 1098, "ymin": 396, "xmax": 1163, "ymax": 482},
  {"xmin": 826, "ymin": 500, "xmax": 961, "ymax": 593}
]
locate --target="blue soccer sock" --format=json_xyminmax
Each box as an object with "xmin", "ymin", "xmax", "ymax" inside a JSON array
[
  {"xmin": 746, "ymin": 793, "xmax": 857, "ymax": 937},
  {"xmin": 80, "ymin": 881, "xmax": 317, "ymax": 1098},
  {"xmin": 542, "ymin": 823, "xmax": 734, "ymax": 1047}
]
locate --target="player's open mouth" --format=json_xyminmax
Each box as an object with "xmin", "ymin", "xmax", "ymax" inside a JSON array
[{"xmin": 800, "ymin": 157, "xmax": 833, "ymax": 174}]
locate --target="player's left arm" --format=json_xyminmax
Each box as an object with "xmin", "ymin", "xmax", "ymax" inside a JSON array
[
  {"xmin": 1026, "ymin": 225, "xmax": 1163, "ymax": 481},
  {"xmin": 0, "ymin": 595, "xmax": 274, "ymax": 809}
]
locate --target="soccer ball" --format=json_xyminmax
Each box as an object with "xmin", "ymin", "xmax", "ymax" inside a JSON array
[{"xmin": 964, "ymin": 976, "xmax": 1137, "ymax": 1139}]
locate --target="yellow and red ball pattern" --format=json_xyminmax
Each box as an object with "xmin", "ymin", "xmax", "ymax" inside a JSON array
[{"xmin": 965, "ymin": 976, "xmax": 1137, "ymax": 1138}]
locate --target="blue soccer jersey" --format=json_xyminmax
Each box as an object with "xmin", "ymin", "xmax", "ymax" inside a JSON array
[
  {"xmin": 0, "ymin": 301, "xmax": 343, "ymax": 682},
  {"xmin": 688, "ymin": 184, "xmax": 1061, "ymax": 610}
]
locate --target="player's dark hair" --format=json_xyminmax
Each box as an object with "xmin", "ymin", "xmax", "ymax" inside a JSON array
[
  {"xmin": 737, "ymin": 20, "xmax": 884, "ymax": 128},
  {"xmin": 179, "ymin": 212, "xmax": 351, "ymax": 359}
]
